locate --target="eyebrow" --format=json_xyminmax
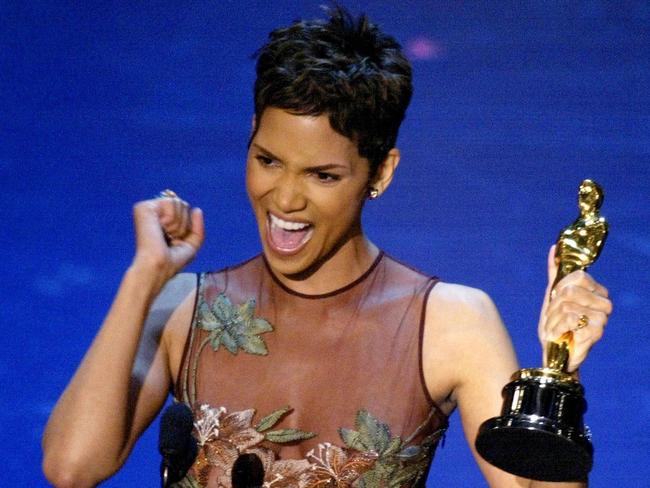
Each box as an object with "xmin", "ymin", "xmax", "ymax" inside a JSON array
[
  {"xmin": 251, "ymin": 143, "xmax": 350, "ymax": 172},
  {"xmin": 252, "ymin": 143, "xmax": 282, "ymax": 162}
]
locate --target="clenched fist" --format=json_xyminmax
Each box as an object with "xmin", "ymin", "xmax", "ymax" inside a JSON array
[
  {"xmin": 538, "ymin": 246, "xmax": 613, "ymax": 372},
  {"xmin": 131, "ymin": 192, "xmax": 205, "ymax": 291}
]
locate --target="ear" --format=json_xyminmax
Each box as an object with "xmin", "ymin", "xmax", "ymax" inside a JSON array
[{"xmin": 369, "ymin": 148, "xmax": 400, "ymax": 197}]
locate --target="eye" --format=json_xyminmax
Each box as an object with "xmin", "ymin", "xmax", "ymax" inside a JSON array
[
  {"xmin": 314, "ymin": 171, "xmax": 340, "ymax": 183},
  {"xmin": 256, "ymin": 155, "xmax": 276, "ymax": 167}
]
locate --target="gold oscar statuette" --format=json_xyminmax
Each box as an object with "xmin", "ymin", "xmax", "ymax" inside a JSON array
[{"xmin": 475, "ymin": 179, "xmax": 608, "ymax": 482}]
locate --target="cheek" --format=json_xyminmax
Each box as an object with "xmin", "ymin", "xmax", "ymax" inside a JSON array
[
  {"xmin": 316, "ymin": 187, "xmax": 365, "ymax": 223},
  {"xmin": 245, "ymin": 159, "xmax": 265, "ymax": 202}
]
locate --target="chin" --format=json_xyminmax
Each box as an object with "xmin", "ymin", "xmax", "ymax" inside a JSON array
[{"xmin": 262, "ymin": 246, "xmax": 312, "ymax": 278}]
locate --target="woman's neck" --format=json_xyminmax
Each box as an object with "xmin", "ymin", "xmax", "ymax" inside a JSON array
[{"xmin": 268, "ymin": 235, "xmax": 379, "ymax": 296}]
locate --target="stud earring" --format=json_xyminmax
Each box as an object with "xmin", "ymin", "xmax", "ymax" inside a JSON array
[{"xmin": 368, "ymin": 187, "xmax": 379, "ymax": 200}]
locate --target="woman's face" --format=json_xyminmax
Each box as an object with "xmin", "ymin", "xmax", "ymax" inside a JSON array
[{"xmin": 246, "ymin": 107, "xmax": 371, "ymax": 281}]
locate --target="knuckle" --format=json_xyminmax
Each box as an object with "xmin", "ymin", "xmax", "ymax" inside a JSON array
[
  {"xmin": 592, "ymin": 327, "xmax": 604, "ymax": 342},
  {"xmin": 133, "ymin": 200, "xmax": 151, "ymax": 211},
  {"xmin": 569, "ymin": 269, "xmax": 588, "ymax": 282},
  {"xmin": 564, "ymin": 284, "xmax": 580, "ymax": 298},
  {"xmin": 133, "ymin": 200, "xmax": 158, "ymax": 216},
  {"xmin": 594, "ymin": 310, "xmax": 607, "ymax": 326}
]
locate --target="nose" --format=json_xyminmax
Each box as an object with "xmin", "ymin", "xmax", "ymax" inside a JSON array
[{"xmin": 273, "ymin": 173, "xmax": 307, "ymax": 213}]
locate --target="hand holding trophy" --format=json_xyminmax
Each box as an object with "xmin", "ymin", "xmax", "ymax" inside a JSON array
[{"xmin": 475, "ymin": 179, "xmax": 608, "ymax": 482}]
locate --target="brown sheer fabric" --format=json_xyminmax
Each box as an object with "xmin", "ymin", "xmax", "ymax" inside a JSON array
[{"xmin": 174, "ymin": 252, "xmax": 448, "ymax": 488}]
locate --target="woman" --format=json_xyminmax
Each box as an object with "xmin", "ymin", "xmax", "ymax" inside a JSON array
[{"xmin": 42, "ymin": 8, "xmax": 612, "ymax": 488}]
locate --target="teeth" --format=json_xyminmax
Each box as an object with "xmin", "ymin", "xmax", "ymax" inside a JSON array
[{"xmin": 269, "ymin": 213, "xmax": 310, "ymax": 231}]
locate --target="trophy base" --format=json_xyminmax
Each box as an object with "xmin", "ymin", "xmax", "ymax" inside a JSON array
[{"xmin": 475, "ymin": 368, "xmax": 592, "ymax": 482}]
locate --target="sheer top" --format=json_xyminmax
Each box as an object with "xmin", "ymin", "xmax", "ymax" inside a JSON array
[{"xmin": 174, "ymin": 252, "xmax": 448, "ymax": 488}]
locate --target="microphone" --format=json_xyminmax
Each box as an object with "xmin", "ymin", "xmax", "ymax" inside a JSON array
[
  {"xmin": 231, "ymin": 453, "xmax": 265, "ymax": 488},
  {"xmin": 159, "ymin": 403, "xmax": 198, "ymax": 488}
]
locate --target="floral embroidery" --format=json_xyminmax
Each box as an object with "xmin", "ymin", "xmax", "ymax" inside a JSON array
[
  {"xmin": 198, "ymin": 293, "xmax": 273, "ymax": 356},
  {"xmin": 194, "ymin": 405, "xmax": 227, "ymax": 446},
  {"xmin": 337, "ymin": 410, "xmax": 443, "ymax": 488},
  {"xmin": 184, "ymin": 286, "xmax": 276, "ymax": 407},
  {"xmin": 174, "ymin": 406, "xmax": 445, "ymax": 488},
  {"xmin": 305, "ymin": 443, "xmax": 377, "ymax": 487},
  {"xmin": 178, "ymin": 282, "xmax": 447, "ymax": 487},
  {"xmin": 174, "ymin": 404, "xmax": 316, "ymax": 488},
  {"xmin": 256, "ymin": 406, "xmax": 318, "ymax": 444}
]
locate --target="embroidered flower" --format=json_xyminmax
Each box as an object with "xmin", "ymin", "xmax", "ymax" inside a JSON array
[
  {"xmin": 263, "ymin": 459, "xmax": 313, "ymax": 488},
  {"xmin": 194, "ymin": 405, "xmax": 227, "ymax": 446},
  {"xmin": 198, "ymin": 293, "xmax": 273, "ymax": 355},
  {"xmin": 184, "ymin": 405, "xmax": 316, "ymax": 488},
  {"xmin": 304, "ymin": 442, "xmax": 377, "ymax": 487},
  {"xmin": 176, "ymin": 407, "xmax": 444, "ymax": 488}
]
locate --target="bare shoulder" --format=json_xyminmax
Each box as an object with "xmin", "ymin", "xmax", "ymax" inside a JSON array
[
  {"xmin": 425, "ymin": 282, "xmax": 507, "ymax": 348},
  {"xmin": 428, "ymin": 282, "xmax": 497, "ymax": 324},
  {"xmin": 422, "ymin": 282, "xmax": 518, "ymax": 411}
]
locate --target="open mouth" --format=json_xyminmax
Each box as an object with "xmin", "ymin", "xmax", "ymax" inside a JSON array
[{"xmin": 266, "ymin": 212, "xmax": 314, "ymax": 255}]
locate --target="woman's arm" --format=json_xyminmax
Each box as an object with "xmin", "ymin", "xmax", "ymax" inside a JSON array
[
  {"xmin": 42, "ymin": 196, "xmax": 204, "ymax": 487},
  {"xmin": 422, "ymin": 249, "xmax": 611, "ymax": 488}
]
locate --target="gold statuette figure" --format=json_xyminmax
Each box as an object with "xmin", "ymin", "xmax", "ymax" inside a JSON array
[
  {"xmin": 547, "ymin": 179, "xmax": 608, "ymax": 371},
  {"xmin": 475, "ymin": 179, "xmax": 608, "ymax": 482}
]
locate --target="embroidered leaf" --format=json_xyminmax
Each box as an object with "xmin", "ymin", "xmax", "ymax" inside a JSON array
[
  {"xmin": 214, "ymin": 294, "xmax": 235, "ymax": 322},
  {"xmin": 229, "ymin": 428, "xmax": 265, "ymax": 451},
  {"xmin": 356, "ymin": 410, "xmax": 391, "ymax": 452},
  {"xmin": 396, "ymin": 444, "xmax": 422, "ymax": 460},
  {"xmin": 383, "ymin": 436, "xmax": 403, "ymax": 457},
  {"xmin": 199, "ymin": 293, "xmax": 273, "ymax": 356},
  {"xmin": 221, "ymin": 409, "xmax": 255, "ymax": 432},
  {"xmin": 265, "ymin": 428, "xmax": 316, "ymax": 443},
  {"xmin": 241, "ymin": 334, "xmax": 269, "ymax": 355},
  {"xmin": 387, "ymin": 462, "xmax": 425, "ymax": 488},
  {"xmin": 340, "ymin": 427, "xmax": 370, "ymax": 451},
  {"xmin": 255, "ymin": 406, "xmax": 292, "ymax": 432},
  {"xmin": 358, "ymin": 461, "xmax": 395, "ymax": 488},
  {"xmin": 220, "ymin": 329, "xmax": 238, "ymax": 354},
  {"xmin": 250, "ymin": 317, "xmax": 273, "ymax": 334},
  {"xmin": 237, "ymin": 299, "xmax": 255, "ymax": 322},
  {"xmin": 421, "ymin": 426, "xmax": 447, "ymax": 448},
  {"xmin": 209, "ymin": 331, "xmax": 223, "ymax": 351},
  {"xmin": 198, "ymin": 304, "xmax": 219, "ymax": 332}
]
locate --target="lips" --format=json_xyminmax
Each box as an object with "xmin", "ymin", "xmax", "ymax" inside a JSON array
[{"xmin": 266, "ymin": 212, "xmax": 313, "ymax": 255}]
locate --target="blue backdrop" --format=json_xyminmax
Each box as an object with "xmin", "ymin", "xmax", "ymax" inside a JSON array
[{"xmin": 2, "ymin": 1, "xmax": 649, "ymax": 486}]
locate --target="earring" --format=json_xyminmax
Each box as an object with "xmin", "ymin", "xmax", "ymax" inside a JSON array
[{"xmin": 368, "ymin": 187, "xmax": 379, "ymax": 200}]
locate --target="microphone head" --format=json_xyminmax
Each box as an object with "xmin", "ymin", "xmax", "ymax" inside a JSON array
[
  {"xmin": 232, "ymin": 453, "xmax": 265, "ymax": 488},
  {"xmin": 159, "ymin": 402, "xmax": 194, "ymax": 457}
]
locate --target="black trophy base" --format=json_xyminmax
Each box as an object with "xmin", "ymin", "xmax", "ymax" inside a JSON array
[{"xmin": 475, "ymin": 368, "xmax": 593, "ymax": 482}]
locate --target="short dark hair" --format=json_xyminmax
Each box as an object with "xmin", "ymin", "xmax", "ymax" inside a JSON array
[{"xmin": 253, "ymin": 6, "xmax": 412, "ymax": 179}]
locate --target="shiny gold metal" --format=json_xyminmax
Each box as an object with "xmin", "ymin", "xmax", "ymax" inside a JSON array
[
  {"xmin": 547, "ymin": 179, "xmax": 608, "ymax": 373},
  {"xmin": 159, "ymin": 189, "xmax": 178, "ymax": 199},
  {"xmin": 475, "ymin": 180, "xmax": 608, "ymax": 481},
  {"xmin": 514, "ymin": 367, "xmax": 575, "ymax": 383},
  {"xmin": 575, "ymin": 314, "xmax": 589, "ymax": 331}
]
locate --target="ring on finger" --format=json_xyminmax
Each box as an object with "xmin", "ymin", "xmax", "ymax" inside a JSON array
[
  {"xmin": 158, "ymin": 189, "xmax": 178, "ymax": 199},
  {"xmin": 574, "ymin": 314, "xmax": 589, "ymax": 331}
]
